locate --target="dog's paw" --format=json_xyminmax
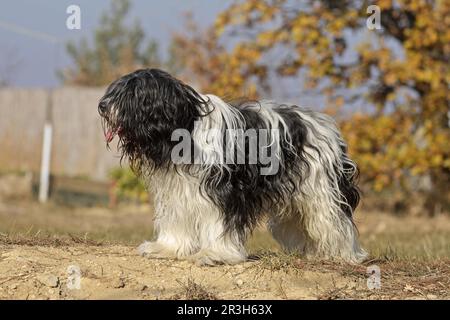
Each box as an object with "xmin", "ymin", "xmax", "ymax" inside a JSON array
[
  {"xmin": 137, "ymin": 241, "xmax": 175, "ymax": 259},
  {"xmin": 188, "ymin": 250, "xmax": 246, "ymax": 266},
  {"xmin": 137, "ymin": 241, "xmax": 154, "ymax": 256},
  {"xmin": 191, "ymin": 255, "xmax": 221, "ymax": 267}
]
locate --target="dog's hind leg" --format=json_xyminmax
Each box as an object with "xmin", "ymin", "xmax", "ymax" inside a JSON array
[
  {"xmin": 269, "ymin": 197, "xmax": 365, "ymax": 263},
  {"xmin": 268, "ymin": 212, "xmax": 308, "ymax": 255},
  {"xmin": 280, "ymin": 109, "xmax": 367, "ymax": 263},
  {"xmin": 290, "ymin": 171, "xmax": 367, "ymax": 263}
]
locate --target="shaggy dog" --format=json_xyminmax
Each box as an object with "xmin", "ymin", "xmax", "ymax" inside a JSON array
[{"xmin": 98, "ymin": 68, "xmax": 367, "ymax": 265}]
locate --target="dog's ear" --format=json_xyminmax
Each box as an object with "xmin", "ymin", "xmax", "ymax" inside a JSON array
[
  {"xmin": 144, "ymin": 69, "xmax": 210, "ymax": 133},
  {"xmin": 114, "ymin": 69, "xmax": 207, "ymax": 133}
]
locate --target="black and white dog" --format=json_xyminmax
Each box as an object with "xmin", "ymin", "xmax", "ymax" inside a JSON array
[{"xmin": 99, "ymin": 68, "xmax": 367, "ymax": 265}]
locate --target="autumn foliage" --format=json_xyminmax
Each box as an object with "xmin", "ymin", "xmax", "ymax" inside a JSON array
[{"xmin": 171, "ymin": 0, "xmax": 449, "ymax": 213}]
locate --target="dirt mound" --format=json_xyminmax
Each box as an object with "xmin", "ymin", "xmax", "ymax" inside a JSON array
[{"xmin": 1, "ymin": 244, "xmax": 448, "ymax": 300}]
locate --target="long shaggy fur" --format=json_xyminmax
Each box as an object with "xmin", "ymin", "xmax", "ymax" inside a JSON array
[{"xmin": 99, "ymin": 68, "xmax": 367, "ymax": 265}]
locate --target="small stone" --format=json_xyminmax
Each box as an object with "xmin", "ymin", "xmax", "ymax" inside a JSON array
[
  {"xmin": 403, "ymin": 284, "xmax": 414, "ymax": 292},
  {"xmin": 235, "ymin": 279, "xmax": 244, "ymax": 286},
  {"xmin": 37, "ymin": 274, "xmax": 59, "ymax": 288},
  {"xmin": 112, "ymin": 278, "xmax": 125, "ymax": 288},
  {"xmin": 141, "ymin": 284, "xmax": 148, "ymax": 291},
  {"xmin": 426, "ymin": 294, "xmax": 437, "ymax": 299},
  {"xmin": 9, "ymin": 284, "xmax": 17, "ymax": 290}
]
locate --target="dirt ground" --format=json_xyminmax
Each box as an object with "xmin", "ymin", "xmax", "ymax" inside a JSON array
[{"xmin": 0, "ymin": 199, "xmax": 449, "ymax": 300}]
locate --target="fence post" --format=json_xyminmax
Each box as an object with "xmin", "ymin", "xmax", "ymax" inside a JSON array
[{"xmin": 38, "ymin": 90, "xmax": 53, "ymax": 203}]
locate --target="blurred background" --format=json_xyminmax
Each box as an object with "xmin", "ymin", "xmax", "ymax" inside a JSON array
[{"xmin": 0, "ymin": 0, "xmax": 448, "ymax": 259}]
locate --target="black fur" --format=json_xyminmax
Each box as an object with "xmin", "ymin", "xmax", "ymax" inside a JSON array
[
  {"xmin": 338, "ymin": 148, "xmax": 361, "ymax": 219},
  {"xmin": 201, "ymin": 104, "xmax": 312, "ymax": 239}
]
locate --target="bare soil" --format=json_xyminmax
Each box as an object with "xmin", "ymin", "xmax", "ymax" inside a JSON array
[{"xmin": 0, "ymin": 244, "xmax": 449, "ymax": 300}]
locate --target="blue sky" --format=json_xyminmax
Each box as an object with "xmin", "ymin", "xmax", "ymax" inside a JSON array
[{"xmin": 0, "ymin": 0, "xmax": 230, "ymax": 87}]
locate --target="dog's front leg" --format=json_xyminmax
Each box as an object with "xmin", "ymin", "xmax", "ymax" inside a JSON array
[
  {"xmin": 188, "ymin": 209, "xmax": 248, "ymax": 266},
  {"xmin": 138, "ymin": 194, "xmax": 200, "ymax": 260}
]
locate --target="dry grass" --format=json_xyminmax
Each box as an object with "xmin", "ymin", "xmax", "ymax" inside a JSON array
[
  {"xmin": 172, "ymin": 278, "xmax": 218, "ymax": 300},
  {"xmin": 0, "ymin": 231, "xmax": 103, "ymax": 247},
  {"xmin": 249, "ymin": 251, "xmax": 450, "ymax": 299},
  {"xmin": 0, "ymin": 200, "xmax": 153, "ymax": 245}
]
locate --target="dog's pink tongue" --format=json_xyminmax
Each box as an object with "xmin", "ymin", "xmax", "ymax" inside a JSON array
[{"xmin": 105, "ymin": 130, "xmax": 115, "ymax": 143}]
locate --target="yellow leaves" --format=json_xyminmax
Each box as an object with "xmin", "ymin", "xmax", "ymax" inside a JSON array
[
  {"xmin": 214, "ymin": 0, "xmax": 282, "ymax": 37},
  {"xmin": 309, "ymin": 29, "xmax": 321, "ymax": 42},
  {"xmin": 431, "ymin": 154, "xmax": 444, "ymax": 167},
  {"xmin": 414, "ymin": 67, "xmax": 440, "ymax": 88},
  {"xmin": 384, "ymin": 73, "xmax": 398, "ymax": 86},
  {"xmin": 374, "ymin": 174, "xmax": 390, "ymax": 192},
  {"xmin": 289, "ymin": 15, "xmax": 326, "ymax": 48},
  {"xmin": 258, "ymin": 28, "xmax": 295, "ymax": 47},
  {"xmin": 214, "ymin": 3, "xmax": 249, "ymax": 36},
  {"xmin": 378, "ymin": 0, "xmax": 393, "ymax": 10},
  {"xmin": 327, "ymin": 18, "xmax": 345, "ymax": 35},
  {"xmin": 307, "ymin": 58, "xmax": 333, "ymax": 79},
  {"xmin": 386, "ymin": 92, "xmax": 396, "ymax": 101},
  {"xmin": 255, "ymin": 1, "xmax": 280, "ymax": 22},
  {"xmin": 233, "ymin": 44, "xmax": 261, "ymax": 63},
  {"xmin": 444, "ymin": 158, "xmax": 450, "ymax": 169},
  {"xmin": 415, "ymin": 14, "xmax": 429, "ymax": 28},
  {"xmin": 411, "ymin": 166, "xmax": 424, "ymax": 176},
  {"xmin": 214, "ymin": 13, "xmax": 229, "ymax": 36},
  {"xmin": 257, "ymin": 31, "xmax": 275, "ymax": 47},
  {"xmin": 359, "ymin": 138, "xmax": 372, "ymax": 152},
  {"xmin": 291, "ymin": 25, "xmax": 303, "ymax": 42},
  {"xmin": 339, "ymin": 107, "xmax": 449, "ymax": 193},
  {"xmin": 294, "ymin": 15, "xmax": 318, "ymax": 28},
  {"xmin": 278, "ymin": 64, "xmax": 300, "ymax": 76},
  {"xmin": 276, "ymin": 30, "xmax": 290, "ymax": 42},
  {"xmin": 404, "ymin": 0, "xmax": 432, "ymax": 12}
]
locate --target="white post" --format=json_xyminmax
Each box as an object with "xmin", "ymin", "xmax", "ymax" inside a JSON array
[{"xmin": 38, "ymin": 122, "xmax": 52, "ymax": 203}]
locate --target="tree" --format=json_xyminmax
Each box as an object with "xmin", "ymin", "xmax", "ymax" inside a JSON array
[
  {"xmin": 172, "ymin": 0, "xmax": 450, "ymax": 213},
  {"xmin": 60, "ymin": 0, "xmax": 161, "ymax": 86}
]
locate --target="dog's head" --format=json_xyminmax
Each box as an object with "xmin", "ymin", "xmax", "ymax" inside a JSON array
[{"xmin": 98, "ymin": 68, "xmax": 208, "ymax": 174}]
